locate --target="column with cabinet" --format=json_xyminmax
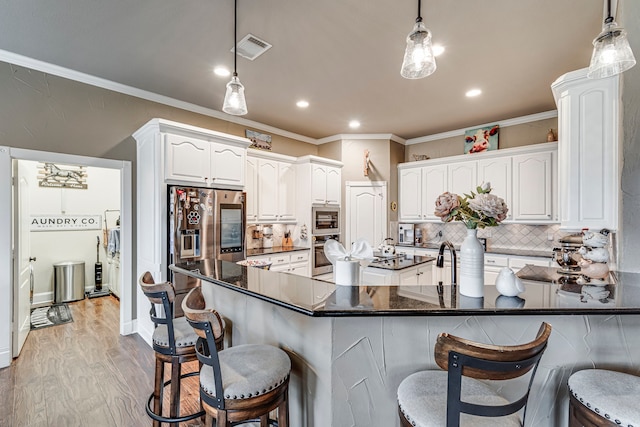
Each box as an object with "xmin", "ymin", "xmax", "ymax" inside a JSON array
[
  {"xmin": 133, "ymin": 118, "xmax": 250, "ymax": 343},
  {"xmin": 551, "ymin": 67, "xmax": 619, "ymax": 231}
]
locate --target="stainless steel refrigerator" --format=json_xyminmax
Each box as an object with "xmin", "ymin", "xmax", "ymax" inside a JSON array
[{"xmin": 168, "ymin": 186, "xmax": 246, "ymax": 313}]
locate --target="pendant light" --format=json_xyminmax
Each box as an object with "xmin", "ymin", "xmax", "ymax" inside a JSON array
[
  {"xmin": 222, "ymin": 0, "xmax": 248, "ymax": 115},
  {"xmin": 587, "ymin": 0, "xmax": 636, "ymax": 79},
  {"xmin": 400, "ymin": 0, "xmax": 436, "ymax": 79}
]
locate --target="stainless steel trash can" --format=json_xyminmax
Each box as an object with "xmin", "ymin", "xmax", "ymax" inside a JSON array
[{"xmin": 53, "ymin": 261, "xmax": 86, "ymax": 303}]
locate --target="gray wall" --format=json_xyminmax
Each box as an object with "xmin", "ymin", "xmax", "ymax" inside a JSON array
[{"xmin": 0, "ymin": 61, "xmax": 317, "ymax": 317}]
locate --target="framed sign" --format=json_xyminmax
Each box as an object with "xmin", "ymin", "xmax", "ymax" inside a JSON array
[
  {"xmin": 31, "ymin": 215, "xmax": 102, "ymax": 231},
  {"xmin": 38, "ymin": 162, "xmax": 88, "ymax": 189}
]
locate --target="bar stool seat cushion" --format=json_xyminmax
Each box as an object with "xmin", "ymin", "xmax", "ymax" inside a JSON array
[
  {"xmin": 200, "ymin": 344, "xmax": 291, "ymax": 400},
  {"xmin": 568, "ymin": 369, "xmax": 640, "ymax": 426},
  {"xmin": 397, "ymin": 371, "xmax": 521, "ymax": 427},
  {"xmin": 152, "ymin": 316, "xmax": 199, "ymax": 348}
]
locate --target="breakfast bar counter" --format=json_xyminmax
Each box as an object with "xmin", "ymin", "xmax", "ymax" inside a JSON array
[{"xmin": 170, "ymin": 260, "xmax": 640, "ymax": 427}]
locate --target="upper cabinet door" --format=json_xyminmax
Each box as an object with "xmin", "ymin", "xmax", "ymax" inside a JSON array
[
  {"xmin": 399, "ymin": 168, "xmax": 423, "ymax": 221},
  {"xmin": 165, "ymin": 134, "xmax": 210, "ymax": 184},
  {"xmin": 311, "ymin": 165, "xmax": 328, "ymax": 204},
  {"xmin": 278, "ymin": 162, "xmax": 297, "ymax": 221},
  {"xmin": 512, "ymin": 152, "xmax": 553, "ymax": 221},
  {"xmin": 477, "ymin": 157, "xmax": 512, "ymax": 220},
  {"xmin": 245, "ymin": 156, "xmax": 258, "ymax": 222},
  {"xmin": 257, "ymin": 159, "xmax": 279, "ymax": 221},
  {"xmin": 325, "ymin": 167, "xmax": 341, "ymax": 205},
  {"xmin": 210, "ymin": 142, "xmax": 245, "ymax": 187},
  {"xmin": 422, "ymin": 165, "xmax": 447, "ymax": 221},
  {"xmin": 448, "ymin": 162, "xmax": 477, "ymax": 196}
]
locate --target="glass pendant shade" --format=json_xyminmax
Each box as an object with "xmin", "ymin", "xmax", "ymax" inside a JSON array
[
  {"xmin": 401, "ymin": 20, "xmax": 437, "ymax": 79},
  {"xmin": 222, "ymin": 75, "xmax": 248, "ymax": 116},
  {"xmin": 588, "ymin": 21, "xmax": 636, "ymax": 79}
]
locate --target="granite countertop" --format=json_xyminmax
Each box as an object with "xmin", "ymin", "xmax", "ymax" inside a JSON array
[
  {"xmin": 247, "ymin": 246, "xmax": 309, "ymax": 256},
  {"xmin": 170, "ymin": 259, "xmax": 640, "ymax": 317},
  {"xmin": 400, "ymin": 243, "xmax": 553, "ymax": 259}
]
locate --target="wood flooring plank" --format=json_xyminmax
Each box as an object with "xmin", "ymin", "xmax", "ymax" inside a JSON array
[{"xmin": 4, "ymin": 295, "xmax": 209, "ymax": 427}]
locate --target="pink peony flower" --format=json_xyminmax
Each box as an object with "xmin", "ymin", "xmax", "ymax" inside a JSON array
[{"xmin": 434, "ymin": 192, "xmax": 460, "ymax": 220}]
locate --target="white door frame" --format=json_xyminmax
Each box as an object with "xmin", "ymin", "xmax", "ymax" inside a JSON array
[
  {"xmin": 345, "ymin": 181, "xmax": 388, "ymax": 249},
  {"xmin": 0, "ymin": 146, "xmax": 133, "ymax": 368}
]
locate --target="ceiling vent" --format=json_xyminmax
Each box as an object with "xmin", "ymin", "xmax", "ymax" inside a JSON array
[{"xmin": 232, "ymin": 34, "xmax": 272, "ymax": 61}]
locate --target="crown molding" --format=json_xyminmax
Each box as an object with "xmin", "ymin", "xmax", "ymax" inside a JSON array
[
  {"xmin": 316, "ymin": 133, "xmax": 406, "ymax": 145},
  {"xmin": 404, "ymin": 110, "xmax": 558, "ymax": 145},
  {"xmin": 0, "ymin": 49, "xmax": 317, "ymax": 145}
]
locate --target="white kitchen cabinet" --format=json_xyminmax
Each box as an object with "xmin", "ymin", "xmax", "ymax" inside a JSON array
[
  {"xmin": 311, "ymin": 164, "xmax": 341, "ymax": 205},
  {"xmin": 398, "ymin": 164, "xmax": 446, "ymax": 222},
  {"xmin": 399, "ymin": 264, "xmax": 433, "ymax": 287},
  {"xmin": 165, "ymin": 134, "xmax": 211, "ymax": 184},
  {"xmin": 448, "ymin": 162, "xmax": 477, "ymax": 197},
  {"xmin": 551, "ymin": 68, "xmax": 620, "ymax": 231},
  {"xmin": 209, "ymin": 143, "xmax": 245, "ymax": 187},
  {"xmin": 484, "ymin": 254, "xmax": 509, "ymax": 286},
  {"xmin": 512, "ymin": 151, "xmax": 554, "ymax": 221},
  {"xmin": 165, "ymin": 132, "xmax": 247, "ymax": 188},
  {"xmin": 398, "ymin": 142, "xmax": 557, "ymax": 225},
  {"xmin": 247, "ymin": 250, "xmax": 310, "ymax": 276},
  {"xmin": 278, "ymin": 162, "xmax": 297, "ymax": 221},
  {"xmin": 255, "ymin": 157, "xmax": 297, "ymax": 223},
  {"xmin": 422, "ymin": 165, "xmax": 447, "ymax": 221},
  {"xmin": 245, "ymin": 156, "xmax": 258, "ymax": 222},
  {"xmin": 398, "ymin": 168, "xmax": 423, "ymax": 221},
  {"xmin": 477, "ymin": 157, "xmax": 512, "ymax": 220},
  {"xmin": 509, "ymin": 256, "xmax": 552, "ymax": 272}
]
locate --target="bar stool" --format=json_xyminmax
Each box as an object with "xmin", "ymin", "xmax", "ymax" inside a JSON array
[
  {"xmin": 397, "ymin": 322, "xmax": 552, "ymax": 427},
  {"xmin": 568, "ymin": 369, "xmax": 640, "ymax": 426},
  {"xmin": 139, "ymin": 272, "xmax": 222, "ymax": 426},
  {"xmin": 182, "ymin": 285, "xmax": 291, "ymax": 427}
]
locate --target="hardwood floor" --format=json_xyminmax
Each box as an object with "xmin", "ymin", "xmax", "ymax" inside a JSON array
[{"xmin": 0, "ymin": 296, "xmax": 202, "ymax": 427}]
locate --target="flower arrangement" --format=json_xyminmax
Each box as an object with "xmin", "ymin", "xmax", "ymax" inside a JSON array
[{"xmin": 434, "ymin": 182, "xmax": 508, "ymax": 229}]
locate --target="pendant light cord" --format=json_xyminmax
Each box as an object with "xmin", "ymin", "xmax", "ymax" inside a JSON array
[
  {"xmin": 233, "ymin": 0, "xmax": 238, "ymax": 78},
  {"xmin": 415, "ymin": 0, "xmax": 423, "ymax": 23},
  {"xmin": 605, "ymin": 0, "xmax": 614, "ymax": 24}
]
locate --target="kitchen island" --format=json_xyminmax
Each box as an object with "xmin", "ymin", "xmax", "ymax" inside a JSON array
[{"xmin": 171, "ymin": 259, "xmax": 640, "ymax": 427}]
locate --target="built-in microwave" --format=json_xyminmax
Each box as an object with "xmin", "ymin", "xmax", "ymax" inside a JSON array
[{"xmin": 312, "ymin": 206, "xmax": 340, "ymax": 235}]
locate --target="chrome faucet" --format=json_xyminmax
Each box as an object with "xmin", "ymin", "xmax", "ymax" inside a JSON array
[{"xmin": 437, "ymin": 241, "xmax": 457, "ymax": 285}]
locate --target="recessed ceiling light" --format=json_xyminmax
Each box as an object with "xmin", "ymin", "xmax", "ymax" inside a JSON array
[
  {"xmin": 466, "ymin": 89, "xmax": 482, "ymax": 97},
  {"xmin": 432, "ymin": 44, "xmax": 445, "ymax": 57},
  {"xmin": 214, "ymin": 66, "xmax": 231, "ymax": 77},
  {"xmin": 349, "ymin": 120, "xmax": 361, "ymax": 129},
  {"xmin": 296, "ymin": 100, "xmax": 309, "ymax": 108}
]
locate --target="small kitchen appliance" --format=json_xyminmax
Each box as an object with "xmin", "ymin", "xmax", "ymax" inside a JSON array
[
  {"xmin": 262, "ymin": 225, "xmax": 274, "ymax": 248},
  {"xmin": 398, "ymin": 223, "xmax": 414, "ymax": 246},
  {"xmin": 553, "ymin": 233, "xmax": 583, "ymax": 274}
]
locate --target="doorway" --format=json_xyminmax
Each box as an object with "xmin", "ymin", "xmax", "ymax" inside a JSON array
[
  {"xmin": 0, "ymin": 147, "xmax": 133, "ymax": 368},
  {"xmin": 345, "ymin": 181, "xmax": 388, "ymax": 250}
]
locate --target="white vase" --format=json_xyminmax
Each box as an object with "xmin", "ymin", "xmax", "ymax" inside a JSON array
[{"xmin": 459, "ymin": 228, "xmax": 484, "ymax": 297}]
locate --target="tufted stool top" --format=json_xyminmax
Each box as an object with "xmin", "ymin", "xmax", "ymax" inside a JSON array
[
  {"xmin": 397, "ymin": 371, "xmax": 521, "ymax": 427},
  {"xmin": 568, "ymin": 369, "xmax": 640, "ymax": 427},
  {"xmin": 200, "ymin": 343, "xmax": 291, "ymax": 400}
]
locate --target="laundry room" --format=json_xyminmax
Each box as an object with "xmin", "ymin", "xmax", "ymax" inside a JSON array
[{"xmin": 19, "ymin": 160, "xmax": 122, "ymax": 306}]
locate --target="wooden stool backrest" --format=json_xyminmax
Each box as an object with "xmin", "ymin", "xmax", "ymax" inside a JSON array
[
  {"xmin": 181, "ymin": 286, "xmax": 224, "ymax": 342},
  {"xmin": 139, "ymin": 272, "xmax": 176, "ymax": 305},
  {"xmin": 435, "ymin": 322, "xmax": 552, "ymax": 380}
]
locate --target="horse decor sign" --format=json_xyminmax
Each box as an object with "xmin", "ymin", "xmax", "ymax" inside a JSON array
[{"xmin": 38, "ymin": 162, "xmax": 88, "ymax": 189}]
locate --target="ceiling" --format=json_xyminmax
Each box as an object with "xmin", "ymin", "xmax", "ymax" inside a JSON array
[{"xmin": 0, "ymin": 0, "xmax": 606, "ymax": 141}]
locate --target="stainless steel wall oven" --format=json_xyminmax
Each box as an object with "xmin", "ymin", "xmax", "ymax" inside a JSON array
[
  {"xmin": 312, "ymin": 206, "xmax": 340, "ymax": 235},
  {"xmin": 312, "ymin": 234, "xmax": 340, "ymax": 276}
]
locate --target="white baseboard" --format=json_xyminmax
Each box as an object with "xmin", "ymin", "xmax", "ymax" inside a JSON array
[
  {"xmin": 32, "ymin": 291, "xmax": 53, "ymax": 306},
  {"xmin": 136, "ymin": 321, "xmax": 154, "ymax": 348},
  {"xmin": 121, "ymin": 318, "xmax": 135, "ymax": 336}
]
